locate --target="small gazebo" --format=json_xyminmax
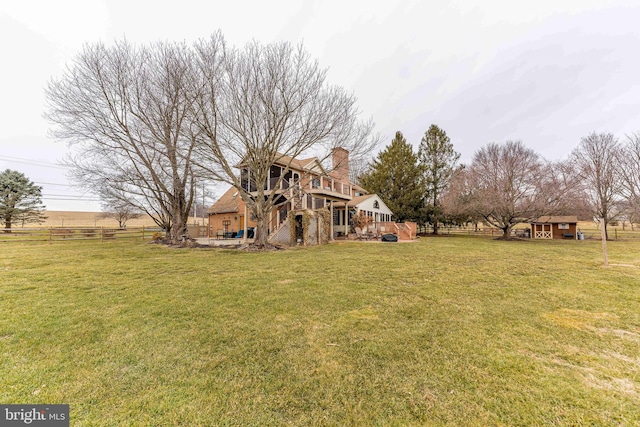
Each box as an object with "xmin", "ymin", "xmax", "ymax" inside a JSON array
[{"xmin": 530, "ymin": 216, "xmax": 579, "ymax": 240}]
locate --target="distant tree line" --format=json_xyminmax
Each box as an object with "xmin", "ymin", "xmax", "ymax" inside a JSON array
[{"xmin": 358, "ymin": 128, "xmax": 640, "ymax": 240}]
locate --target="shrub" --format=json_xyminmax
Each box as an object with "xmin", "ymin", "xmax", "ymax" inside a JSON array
[{"xmin": 350, "ymin": 211, "xmax": 372, "ymax": 230}]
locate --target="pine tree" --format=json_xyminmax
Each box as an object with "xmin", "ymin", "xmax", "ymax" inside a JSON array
[
  {"xmin": 359, "ymin": 132, "xmax": 423, "ymax": 222},
  {"xmin": 418, "ymin": 125, "xmax": 460, "ymax": 234},
  {"xmin": 0, "ymin": 169, "xmax": 47, "ymax": 232}
]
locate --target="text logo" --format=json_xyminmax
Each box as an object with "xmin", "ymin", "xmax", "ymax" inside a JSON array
[{"xmin": 1, "ymin": 405, "xmax": 69, "ymax": 426}]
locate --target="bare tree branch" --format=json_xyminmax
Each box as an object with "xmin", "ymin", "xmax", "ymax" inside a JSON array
[
  {"xmin": 464, "ymin": 141, "xmax": 575, "ymax": 238},
  {"xmin": 571, "ymin": 131, "xmax": 623, "ymax": 240},
  {"xmin": 45, "ymin": 40, "xmax": 202, "ymax": 243},
  {"xmin": 192, "ymin": 37, "xmax": 377, "ymax": 247},
  {"xmin": 618, "ymin": 132, "xmax": 640, "ymax": 226}
]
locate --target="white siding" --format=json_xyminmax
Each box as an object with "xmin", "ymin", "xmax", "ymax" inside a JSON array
[{"xmin": 356, "ymin": 196, "xmax": 393, "ymax": 219}]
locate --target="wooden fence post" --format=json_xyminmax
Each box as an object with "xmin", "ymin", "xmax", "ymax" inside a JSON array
[{"xmin": 601, "ymin": 220, "xmax": 608, "ymax": 267}]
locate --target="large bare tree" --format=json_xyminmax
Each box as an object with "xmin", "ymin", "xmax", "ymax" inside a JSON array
[
  {"xmin": 192, "ymin": 36, "xmax": 376, "ymax": 247},
  {"xmin": 465, "ymin": 140, "xmax": 572, "ymax": 238},
  {"xmin": 45, "ymin": 40, "xmax": 200, "ymax": 243},
  {"xmin": 618, "ymin": 132, "xmax": 640, "ymax": 227},
  {"xmin": 571, "ymin": 132, "xmax": 622, "ymax": 240}
]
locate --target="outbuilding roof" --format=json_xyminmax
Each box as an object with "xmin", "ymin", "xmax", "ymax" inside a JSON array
[{"xmin": 531, "ymin": 215, "xmax": 579, "ymax": 224}]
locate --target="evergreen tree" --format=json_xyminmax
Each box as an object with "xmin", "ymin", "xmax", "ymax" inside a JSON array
[
  {"xmin": 359, "ymin": 132, "xmax": 423, "ymax": 222},
  {"xmin": 417, "ymin": 124, "xmax": 460, "ymax": 234},
  {"xmin": 0, "ymin": 169, "xmax": 47, "ymax": 232}
]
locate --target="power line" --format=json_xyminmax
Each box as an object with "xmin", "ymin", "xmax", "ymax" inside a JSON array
[
  {"xmin": 41, "ymin": 197, "xmax": 102, "ymax": 202},
  {"xmin": 34, "ymin": 181, "xmax": 74, "ymax": 187},
  {"xmin": 0, "ymin": 155, "xmax": 69, "ymax": 170},
  {"xmin": 42, "ymin": 193, "xmax": 98, "ymax": 198}
]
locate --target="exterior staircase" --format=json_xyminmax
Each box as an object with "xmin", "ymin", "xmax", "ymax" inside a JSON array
[
  {"xmin": 379, "ymin": 221, "xmax": 417, "ymax": 240},
  {"xmin": 268, "ymin": 217, "xmax": 290, "ymax": 245}
]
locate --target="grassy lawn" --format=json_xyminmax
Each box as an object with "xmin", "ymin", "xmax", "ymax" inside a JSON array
[{"xmin": 1, "ymin": 237, "xmax": 639, "ymax": 426}]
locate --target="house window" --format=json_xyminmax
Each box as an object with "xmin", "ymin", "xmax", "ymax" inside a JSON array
[
  {"xmin": 269, "ymin": 165, "xmax": 282, "ymax": 190},
  {"xmin": 558, "ymin": 223, "xmax": 569, "ymax": 229},
  {"xmin": 240, "ymin": 169, "xmax": 249, "ymax": 191},
  {"xmin": 313, "ymin": 197, "xmax": 324, "ymax": 209},
  {"xmin": 373, "ymin": 200, "xmax": 379, "ymax": 209},
  {"xmin": 241, "ymin": 169, "xmax": 257, "ymax": 192},
  {"xmin": 282, "ymin": 169, "xmax": 292, "ymax": 190}
]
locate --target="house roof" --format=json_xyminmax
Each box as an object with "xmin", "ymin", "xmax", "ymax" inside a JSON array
[
  {"xmin": 333, "ymin": 194, "xmax": 374, "ymax": 209},
  {"xmin": 237, "ymin": 153, "xmax": 327, "ymax": 175},
  {"xmin": 207, "ymin": 186, "xmax": 241, "ymax": 214},
  {"xmin": 531, "ymin": 215, "xmax": 579, "ymax": 224},
  {"xmin": 352, "ymin": 183, "xmax": 367, "ymax": 193},
  {"xmin": 210, "ymin": 185, "xmax": 394, "ymax": 216},
  {"xmin": 348, "ymin": 194, "xmax": 375, "ymax": 206},
  {"xmin": 275, "ymin": 154, "xmax": 327, "ymax": 174}
]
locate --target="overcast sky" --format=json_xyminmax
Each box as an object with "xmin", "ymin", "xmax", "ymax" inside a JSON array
[{"xmin": 1, "ymin": 0, "xmax": 639, "ymax": 211}]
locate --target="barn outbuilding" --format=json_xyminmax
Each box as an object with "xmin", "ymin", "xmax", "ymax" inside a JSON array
[{"xmin": 530, "ymin": 216, "xmax": 579, "ymax": 240}]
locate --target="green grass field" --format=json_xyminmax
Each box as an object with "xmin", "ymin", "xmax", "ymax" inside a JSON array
[{"xmin": 1, "ymin": 237, "xmax": 639, "ymax": 426}]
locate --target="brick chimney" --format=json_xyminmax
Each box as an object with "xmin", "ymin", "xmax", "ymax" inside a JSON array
[{"xmin": 331, "ymin": 147, "xmax": 350, "ymax": 183}]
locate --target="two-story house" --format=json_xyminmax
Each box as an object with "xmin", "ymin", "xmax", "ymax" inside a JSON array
[{"xmin": 207, "ymin": 148, "xmax": 394, "ymax": 244}]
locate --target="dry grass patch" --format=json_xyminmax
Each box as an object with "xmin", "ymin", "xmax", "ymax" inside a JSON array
[{"xmin": 544, "ymin": 308, "xmax": 619, "ymax": 331}]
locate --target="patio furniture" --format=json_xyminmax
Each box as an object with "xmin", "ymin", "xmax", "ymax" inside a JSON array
[
  {"xmin": 381, "ymin": 233, "xmax": 398, "ymax": 242},
  {"xmin": 367, "ymin": 226, "xmax": 380, "ymax": 240}
]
